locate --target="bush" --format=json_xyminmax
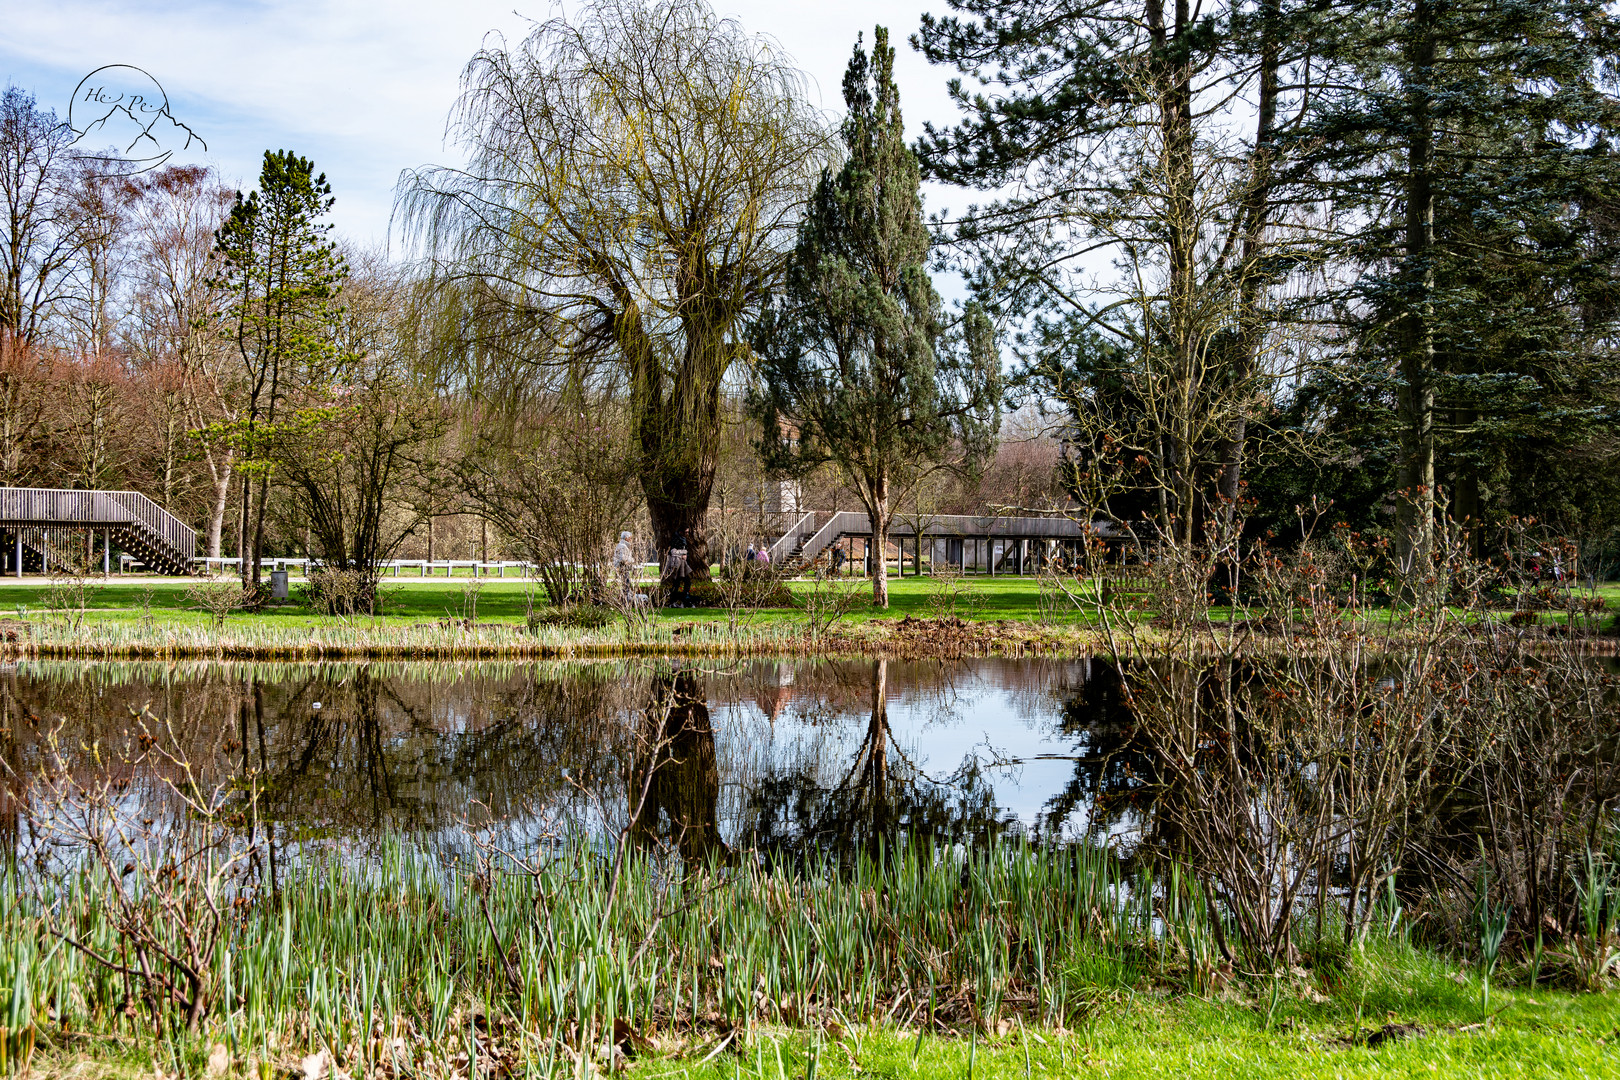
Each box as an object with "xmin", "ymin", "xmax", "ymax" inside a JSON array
[
  {"xmin": 684, "ymin": 580, "xmax": 795, "ymax": 609},
  {"xmin": 303, "ymin": 568, "xmax": 376, "ymax": 616}
]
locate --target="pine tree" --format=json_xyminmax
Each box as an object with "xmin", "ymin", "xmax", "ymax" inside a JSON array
[
  {"xmin": 751, "ymin": 27, "xmax": 1001, "ymax": 607},
  {"xmin": 1293, "ymin": 0, "xmax": 1620, "ymax": 568},
  {"xmin": 212, "ymin": 150, "xmax": 346, "ymax": 597},
  {"xmin": 913, "ymin": 0, "xmax": 1322, "ymax": 546}
]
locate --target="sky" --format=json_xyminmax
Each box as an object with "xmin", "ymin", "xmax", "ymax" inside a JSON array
[{"xmin": 1, "ymin": 0, "xmax": 972, "ymax": 250}]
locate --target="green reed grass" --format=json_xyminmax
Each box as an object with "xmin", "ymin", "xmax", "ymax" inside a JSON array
[{"xmin": 0, "ymin": 839, "xmax": 1179, "ymax": 1076}]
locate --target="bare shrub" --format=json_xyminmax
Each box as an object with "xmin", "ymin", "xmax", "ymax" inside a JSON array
[
  {"xmin": 706, "ymin": 508, "xmax": 791, "ymax": 632},
  {"xmin": 19, "ymin": 709, "xmax": 254, "ymax": 1030},
  {"xmin": 926, "ymin": 562, "xmax": 984, "ymax": 620},
  {"xmin": 304, "ymin": 566, "xmax": 372, "ymax": 616},
  {"xmin": 453, "ymin": 401, "xmax": 638, "ymax": 607},
  {"xmin": 184, "ymin": 576, "xmax": 247, "ymax": 629},
  {"xmin": 42, "ymin": 558, "xmax": 102, "ymax": 631},
  {"xmin": 800, "ymin": 570, "xmax": 865, "ymax": 643}
]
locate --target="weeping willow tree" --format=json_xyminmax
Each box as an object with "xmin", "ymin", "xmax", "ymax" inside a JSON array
[{"xmin": 397, "ymin": 0, "xmax": 827, "ymax": 579}]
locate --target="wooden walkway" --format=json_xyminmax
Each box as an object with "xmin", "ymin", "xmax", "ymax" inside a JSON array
[
  {"xmin": 0, "ymin": 488, "xmax": 196, "ymax": 575},
  {"xmin": 768, "ymin": 510, "xmax": 1116, "ymax": 574}
]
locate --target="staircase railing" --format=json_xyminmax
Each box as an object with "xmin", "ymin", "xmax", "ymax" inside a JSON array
[
  {"xmin": 796, "ymin": 511, "xmax": 870, "ymax": 566},
  {"xmin": 0, "ymin": 487, "xmax": 196, "ymax": 566},
  {"xmin": 109, "ymin": 491, "xmax": 196, "ymax": 563},
  {"xmin": 768, "ymin": 512, "xmax": 819, "ymax": 564}
]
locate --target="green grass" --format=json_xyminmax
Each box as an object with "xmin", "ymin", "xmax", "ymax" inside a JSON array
[
  {"xmin": 640, "ymin": 991, "xmax": 1620, "ymax": 1080},
  {"xmin": 0, "ymin": 573, "xmax": 1613, "ymax": 656},
  {"xmin": 0, "ymin": 573, "xmax": 1095, "ymax": 629}
]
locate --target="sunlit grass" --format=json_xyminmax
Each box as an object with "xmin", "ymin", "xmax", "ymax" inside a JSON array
[{"xmin": 6, "ymin": 841, "xmax": 1615, "ymax": 1079}]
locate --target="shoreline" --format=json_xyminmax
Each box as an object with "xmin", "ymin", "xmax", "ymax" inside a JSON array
[{"xmin": 1, "ymin": 615, "xmax": 1614, "ymax": 661}]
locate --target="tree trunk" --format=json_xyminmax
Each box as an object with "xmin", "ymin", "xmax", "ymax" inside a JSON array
[
  {"xmin": 207, "ymin": 451, "xmax": 233, "ymax": 559},
  {"xmin": 867, "ymin": 657, "xmax": 889, "ymax": 813},
  {"xmin": 1216, "ymin": 0, "xmax": 1279, "ymax": 511},
  {"xmin": 248, "ymin": 475, "xmax": 268, "ymax": 594},
  {"xmin": 868, "ymin": 475, "xmax": 890, "ymax": 608},
  {"xmin": 622, "ymin": 303, "xmax": 724, "ymax": 587},
  {"xmin": 237, "ymin": 469, "xmax": 249, "ymax": 576},
  {"xmin": 1397, "ymin": 3, "xmax": 1437, "ymax": 578},
  {"xmin": 648, "ymin": 495, "xmax": 712, "ymax": 587}
]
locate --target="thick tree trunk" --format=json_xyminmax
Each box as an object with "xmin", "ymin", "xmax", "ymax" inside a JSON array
[
  {"xmin": 1397, "ymin": 6, "xmax": 1437, "ymax": 579},
  {"xmin": 622, "ymin": 307, "xmax": 724, "ymax": 587},
  {"xmin": 647, "ymin": 495, "xmax": 712, "ymax": 587}
]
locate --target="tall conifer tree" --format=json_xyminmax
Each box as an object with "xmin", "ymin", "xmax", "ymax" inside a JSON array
[
  {"xmin": 213, "ymin": 151, "xmax": 346, "ymax": 597},
  {"xmin": 1294, "ymin": 0, "xmax": 1620, "ymax": 569},
  {"xmin": 751, "ymin": 27, "xmax": 1001, "ymax": 607}
]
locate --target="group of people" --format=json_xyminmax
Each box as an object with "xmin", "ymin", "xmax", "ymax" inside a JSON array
[{"xmin": 611, "ymin": 530, "xmax": 774, "ymax": 608}]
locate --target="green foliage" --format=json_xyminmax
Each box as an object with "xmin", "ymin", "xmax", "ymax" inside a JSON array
[
  {"xmin": 751, "ymin": 27, "xmax": 1001, "ymax": 604},
  {"xmin": 210, "ymin": 150, "xmax": 348, "ymax": 589}
]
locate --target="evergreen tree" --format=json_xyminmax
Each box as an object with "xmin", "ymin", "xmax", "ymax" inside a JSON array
[
  {"xmin": 751, "ymin": 27, "xmax": 1002, "ymax": 607},
  {"xmin": 1290, "ymin": 0, "xmax": 1620, "ymax": 568},
  {"xmin": 212, "ymin": 150, "xmax": 346, "ymax": 597}
]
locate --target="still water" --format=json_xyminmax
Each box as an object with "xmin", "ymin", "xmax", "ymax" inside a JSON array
[{"xmin": 0, "ymin": 659, "xmax": 1152, "ymax": 858}]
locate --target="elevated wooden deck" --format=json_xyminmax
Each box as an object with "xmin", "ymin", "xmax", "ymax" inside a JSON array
[{"xmin": 0, "ymin": 488, "xmax": 196, "ymax": 575}]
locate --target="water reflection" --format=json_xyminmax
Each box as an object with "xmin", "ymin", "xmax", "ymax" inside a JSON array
[
  {"xmin": 629, "ymin": 669, "xmax": 729, "ymax": 864},
  {"xmin": 1, "ymin": 658, "xmax": 1128, "ymax": 858}
]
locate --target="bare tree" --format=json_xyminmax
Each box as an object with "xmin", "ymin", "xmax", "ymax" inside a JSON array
[
  {"xmin": 0, "ymin": 87, "xmax": 81, "ymax": 346},
  {"xmin": 454, "ymin": 393, "xmax": 641, "ymax": 606},
  {"xmin": 269, "ymin": 256, "xmax": 445, "ymax": 611},
  {"xmin": 121, "ymin": 166, "xmax": 236, "ymax": 554}
]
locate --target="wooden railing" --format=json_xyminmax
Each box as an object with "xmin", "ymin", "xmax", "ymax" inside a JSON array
[
  {"xmin": 0, "ymin": 487, "xmax": 195, "ymax": 564},
  {"xmin": 108, "ymin": 490, "xmax": 196, "ymax": 563},
  {"xmin": 781, "ymin": 510, "xmax": 1101, "ymax": 567}
]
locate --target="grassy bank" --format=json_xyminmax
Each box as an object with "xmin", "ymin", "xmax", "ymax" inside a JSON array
[
  {"xmin": 0, "ymin": 574, "xmax": 1070, "ymax": 627},
  {"xmin": 4, "ymin": 841, "xmax": 1615, "ymax": 1080},
  {"xmin": 1, "ymin": 574, "xmax": 1614, "ymax": 659}
]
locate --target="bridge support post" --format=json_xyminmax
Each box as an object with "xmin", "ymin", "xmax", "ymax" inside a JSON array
[
  {"xmin": 103, "ymin": 531, "xmax": 110, "ymax": 576},
  {"xmin": 13, "ymin": 533, "xmax": 19, "ymax": 578}
]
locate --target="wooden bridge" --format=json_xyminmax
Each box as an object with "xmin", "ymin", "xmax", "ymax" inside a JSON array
[
  {"xmin": 0, "ymin": 488, "xmax": 197, "ymax": 575},
  {"xmin": 767, "ymin": 510, "xmax": 1117, "ymax": 575}
]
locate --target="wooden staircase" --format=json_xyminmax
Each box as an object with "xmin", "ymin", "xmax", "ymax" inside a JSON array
[{"xmin": 0, "ymin": 488, "xmax": 197, "ymax": 575}]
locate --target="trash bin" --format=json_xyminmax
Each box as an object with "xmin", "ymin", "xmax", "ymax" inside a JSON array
[{"xmin": 270, "ymin": 569, "xmax": 289, "ymax": 600}]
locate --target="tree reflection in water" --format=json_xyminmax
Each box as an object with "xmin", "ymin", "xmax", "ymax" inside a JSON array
[
  {"xmin": 628, "ymin": 668, "xmax": 731, "ymax": 865},
  {"xmin": 742, "ymin": 658, "xmax": 1012, "ymax": 860},
  {"xmin": 2, "ymin": 658, "xmax": 1108, "ymax": 866}
]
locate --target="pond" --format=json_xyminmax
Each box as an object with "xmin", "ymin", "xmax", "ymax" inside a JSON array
[{"xmin": 0, "ymin": 658, "xmax": 1157, "ymax": 859}]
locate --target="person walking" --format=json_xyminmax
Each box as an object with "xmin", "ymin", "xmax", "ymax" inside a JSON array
[
  {"xmin": 613, "ymin": 530, "xmax": 638, "ymax": 603},
  {"xmin": 665, "ymin": 534, "xmax": 693, "ymax": 607}
]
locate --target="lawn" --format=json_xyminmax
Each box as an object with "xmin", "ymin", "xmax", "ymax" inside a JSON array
[
  {"xmin": 0, "ymin": 572, "xmax": 1088, "ymax": 630},
  {"xmin": 0, "ymin": 571, "xmax": 1612, "ymax": 641}
]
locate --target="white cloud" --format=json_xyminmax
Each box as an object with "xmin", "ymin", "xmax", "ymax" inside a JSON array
[{"xmin": 2, "ymin": 0, "xmax": 972, "ymax": 247}]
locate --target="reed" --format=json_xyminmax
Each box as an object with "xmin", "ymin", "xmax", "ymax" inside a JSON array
[{"xmin": 0, "ymin": 838, "xmax": 1207, "ymax": 1077}]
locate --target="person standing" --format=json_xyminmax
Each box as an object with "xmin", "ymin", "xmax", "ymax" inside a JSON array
[
  {"xmin": 665, "ymin": 534, "xmax": 693, "ymax": 607},
  {"xmin": 613, "ymin": 530, "xmax": 638, "ymax": 603}
]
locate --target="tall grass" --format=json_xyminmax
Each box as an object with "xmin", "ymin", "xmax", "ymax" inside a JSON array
[
  {"xmin": 1, "ymin": 617, "xmax": 827, "ymax": 661},
  {"xmin": 0, "ymin": 838, "xmax": 1197, "ymax": 1076}
]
